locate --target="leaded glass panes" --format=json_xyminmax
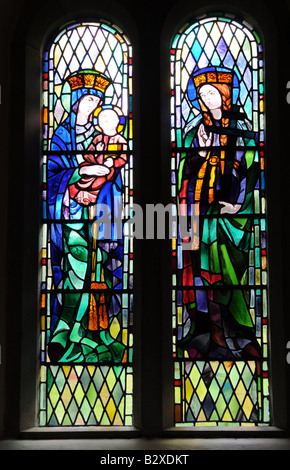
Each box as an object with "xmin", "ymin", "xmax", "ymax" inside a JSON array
[
  {"xmin": 171, "ymin": 14, "xmax": 269, "ymax": 426},
  {"xmin": 40, "ymin": 20, "xmax": 133, "ymax": 426}
]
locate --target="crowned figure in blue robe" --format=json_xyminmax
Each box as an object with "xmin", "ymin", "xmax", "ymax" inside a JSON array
[{"xmin": 47, "ymin": 70, "xmax": 126, "ymax": 363}]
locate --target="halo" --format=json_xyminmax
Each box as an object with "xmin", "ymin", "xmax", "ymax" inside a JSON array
[{"xmin": 93, "ymin": 105, "xmax": 126, "ymax": 133}]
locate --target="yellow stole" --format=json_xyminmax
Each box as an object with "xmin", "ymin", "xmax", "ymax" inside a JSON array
[{"xmin": 195, "ymin": 150, "xmax": 225, "ymax": 206}]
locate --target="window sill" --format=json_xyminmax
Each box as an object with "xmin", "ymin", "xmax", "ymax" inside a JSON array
[
  {"xmin": 1, "ymin": 432, "xmax": 290, "ymax": 451},
  {"xmin": 163, "ymin": 425, "xmax": 288, "ymax": 438},
  {"xmin": 18, "ymin": 425, "xmax": 141, "ymax": 439}
]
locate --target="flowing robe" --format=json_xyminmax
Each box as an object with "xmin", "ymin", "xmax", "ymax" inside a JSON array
[
  {"xmin": 177, "ymin": 113, "xmax": 260, "ymax": 358},
  {"xmin": 47, "ymin": 112, "xmax": 126, "ymax": 363},
  {"xmin": 48, "ymin": 114, "xmax": 96, "ymax": 362}
]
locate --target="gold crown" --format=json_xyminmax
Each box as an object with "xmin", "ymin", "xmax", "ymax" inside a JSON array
[
  {"xmin": 67, "ymin": 71, "xmax": 111, "ymax": 93},
  {"xmin": 194, "ymin": 71, "xmax": 233, "ymax": 88}
]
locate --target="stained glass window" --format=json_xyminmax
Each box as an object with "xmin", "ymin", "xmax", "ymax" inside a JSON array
[
  {"xmin": 39, "ymin": 19, "xmax": 134, "ymax": 426},
  {"xmin": 170, "ymin": 13, "xmax": 269, "ymax": 426}
]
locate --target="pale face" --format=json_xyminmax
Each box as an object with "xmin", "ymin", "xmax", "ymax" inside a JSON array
[
  {"xmin": 199, "ymin": 84, "xmax": 222, "ymax": 111},
  {"xmin": 78, "ymin": 95, "xmax": 101, "ymax": 117},
  {"xmin": 98, "ymin": 109, "xmax": 119, "ymax": 136}
]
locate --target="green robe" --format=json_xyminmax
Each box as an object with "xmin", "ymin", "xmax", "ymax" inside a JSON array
[{"xmin": 178, "ymin": 115, "xmax": 259, "ymax": 352}]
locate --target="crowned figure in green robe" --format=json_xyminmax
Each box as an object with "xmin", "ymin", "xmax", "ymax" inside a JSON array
[{"xmin": 177, "ymin": 67, "xmax": 261, "ymax": 360}]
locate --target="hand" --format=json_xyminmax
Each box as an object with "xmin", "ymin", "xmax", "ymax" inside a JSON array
[
  {"xmin": 75, "ymin": 190, "xmax": 97, "ymax": 206},
  {"xmin": 219, "ymin": 201, "xmax": 242, "ymax": 214},
  {"xmin": 96, "ymin": 142, "xmax": 104, "ymax": 151},
  {"xmin": 197, "ymin": 124, "xmax": 212, "ymax": 157},
  {"xmin": 198, "ymin": 123, "xmax": 212, "ymax": 148},
  {"xmin": 79, "ymin": 164, "xmax": 110, "ymax": 177},
  {"xmin": 104, "ymin": 157, "xmax": 114, "ymax": 168}
]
